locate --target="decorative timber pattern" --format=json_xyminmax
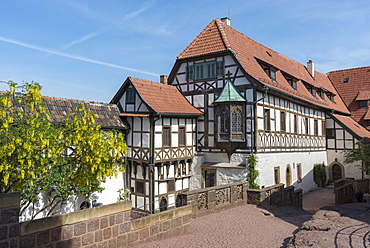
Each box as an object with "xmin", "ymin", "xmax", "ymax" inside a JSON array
[{"xmin": 257, "ymin": 132, "xmax": 325, "ymax": 151}]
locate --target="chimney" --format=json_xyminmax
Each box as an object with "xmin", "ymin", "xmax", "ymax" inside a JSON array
[
  {"xmin": 221, "ymin": 17, "xmax": 231, "ymax": 26},
  {"xmin": 307, "ymin": 60, "xmax": 315, "ymax": 78},
  {"xmin": 160, "ymin": 75, "xmax": 168, "ymax": 84}
]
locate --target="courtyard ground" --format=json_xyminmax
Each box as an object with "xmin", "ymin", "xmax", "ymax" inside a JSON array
[{"xmin": 133, "ymin": 186, "xmax": 335, "ymax": 248}]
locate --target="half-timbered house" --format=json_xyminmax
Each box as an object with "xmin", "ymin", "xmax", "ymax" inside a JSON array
[
  {"xmin": 110, "ymin": 77, "xmax": 202, "ymax": 212},
  {"xmin": 166, "ymin": 17, "xmax": 369, "ymax": 193}
]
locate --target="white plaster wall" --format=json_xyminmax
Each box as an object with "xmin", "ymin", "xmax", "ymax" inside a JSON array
[
  {"xmin": 175, "ymin": 178, "xmax": 182, "ymax": 191},
  {"xmin": 190, "ymin": 153, "xmax": 205, "ymax": 190},
  {"xmin": 256, "ymin": 151, "xmax": 327, "ymax": 193},
  {"xmin": 217, "ymin": 168, "xmax": 248, "ymax": 186},
  {"xmin": 20, "ymin": 172, "xmax": 125, "ymax": 222},
  {"xmin": 327, "ymin": 149, "xmax": 364, "ymax": 180}
]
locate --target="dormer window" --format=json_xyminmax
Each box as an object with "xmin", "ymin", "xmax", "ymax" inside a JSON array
[
  {"xmin": 326, "ymin": 92, "xmax": 336, "ymax": 103},
  {"xmin": 317, "ymin": 90, "xmax": 325, "ymax": 100},
  {"xmin": 186, "ymin": 61, "xmax": 224, "ymax": 81},
  {"xmin": 262, "ymin": 65, "xmax": 276, "ymax": 81},
  {"xmin": 359, "ymin": 100, "xmax": 368, "ymax": 109},
  {"xmin": 284, "ymin": 74, "xmax": 297, "ymax": 90}
]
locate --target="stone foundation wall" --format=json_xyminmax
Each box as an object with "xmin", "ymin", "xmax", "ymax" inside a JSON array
[
  {"xmin": 247, "ymin": 184, "xmax": 302, "ymax": 208},
  {"xmin": 0, "ymin": 192, "xmax": 21, "ymax": 248},
  {"xmin": 182, "ymin": 181, "xmax": 249, "ymax": 216},
  {"xmin": 0, "ymin": 192, "xmax": 191, "ymax": 248}
]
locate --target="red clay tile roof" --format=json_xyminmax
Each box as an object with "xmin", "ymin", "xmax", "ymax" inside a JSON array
[
  {"xmin": 328, "ymin": 66, "xmax": 370, "ymax": 127},
  {"xmin": 364, "ymin": 109, "xmax": 370, "ymax": 121},
  {"xmin": 127, "ymin": 77, "xmax": 202, "ymax": 116},
  {"xmin": 333, "ymin": 114, "xmax": 370, "ymax": 139},
  {"xmin": 177, "ymin": 18, "xmax": 349, "ymax": 114},
  {"xmin": 355, "ymin": 91, "xmax": 370, "ymax": 101}
]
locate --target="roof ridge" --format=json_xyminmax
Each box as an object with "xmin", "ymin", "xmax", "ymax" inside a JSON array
[
  {"xmin": 130, "ymin": 76, "xmax": 177, "ymax": 88},
  {"xmin": 214, "ymin": 19, "xmax": 231, "ymax": 50},
  {"xmin": 328, "ymin": 65, "xmax": 370, "ymax": 74},
  {"xmin": 178, "ymin": 19, "xmax": 228, "ymax": 59}
]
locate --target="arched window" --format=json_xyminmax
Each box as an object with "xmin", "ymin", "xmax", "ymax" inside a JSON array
[
  {"xmin": 220, "ymin": 106, "xmax": 230, "ymax": 133},
  {"xmin": 232, "ymin": 107, "xmax": 243, "ymax": 133}
]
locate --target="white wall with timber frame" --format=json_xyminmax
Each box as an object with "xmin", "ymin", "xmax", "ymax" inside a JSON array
[{"xmin": 325, "ymin": 115, "xmax": 364, "ymax": 181}]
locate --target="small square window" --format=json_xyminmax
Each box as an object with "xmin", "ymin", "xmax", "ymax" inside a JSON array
[{"xmin": 326, "ymin": 129, "xmax": 335, "ymax": 139}]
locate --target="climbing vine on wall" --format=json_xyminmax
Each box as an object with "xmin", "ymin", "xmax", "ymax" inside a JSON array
[{"xmin": 247, "ymin": 154, "xmax": 260, "ymax": 189}]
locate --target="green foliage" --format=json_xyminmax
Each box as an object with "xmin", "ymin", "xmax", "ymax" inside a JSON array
[
  {"xmin": 0, "ymin": 82, "xmax": 128, "ymax": 219},
  {"xmin": 247, "ymin": 154, "xmax": 260, "ymax": 189},
  {"xmin": 313, "ymin": 163, "xmax": 326, "ymax": 187},
  {"xmin": 117, "ymin": 188, "xmax": 131, "ymax": 202},
  {"xmin": 344, "ymin": 138, "xmax": 370, "ymax": 174}
]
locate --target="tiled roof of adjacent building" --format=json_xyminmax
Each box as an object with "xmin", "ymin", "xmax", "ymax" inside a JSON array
[
  {"xmin": 42, "ymin": 97, "xmax": 126, "ymax": 129},
  {"xmin": 4, "ymin": 92, "xmax": 127, "ymax": 129},
  {"xmin": 332, "ymin": 114, "xmax": 370, "ymax": 139},
  {"xmin": 112, "ymin": 77, "xmax": 203, "ymax": 116},
  {"xmin": 328, "ymin": 66, "xmax": 370, "ymax": 129},
  {"xmin": 177, "ymin": 18, "xmax": 350, "ymax": 114}
]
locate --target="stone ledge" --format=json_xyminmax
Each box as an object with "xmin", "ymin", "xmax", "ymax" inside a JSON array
[
  {"xmin": 21, "ymin": 200, "xmax": 132, "ymax": 236},
  {"xmin": 0, "ymin": 192, "xmax": 20, "ymax": 209},
  {"xmin": 130, "ymin": 205, "xmax": 192, "ymax": 231}
]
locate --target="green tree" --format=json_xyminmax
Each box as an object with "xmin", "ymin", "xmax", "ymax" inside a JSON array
[
  {"xmin": 0, "ymin": 82, "xmax": 127, "ymax": 219},
  {"xmin": 344, "ymin": 138, "xmax": 370, "ymax": 175}
]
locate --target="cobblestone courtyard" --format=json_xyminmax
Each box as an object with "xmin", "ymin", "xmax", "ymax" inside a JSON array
[{"xmin": 134, "ymin": 187, "xmax": 336, "ymax": 248}]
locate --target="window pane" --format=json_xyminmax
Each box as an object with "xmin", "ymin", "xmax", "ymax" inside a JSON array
[
  {"xmin": 126, "ymin": 90, "xmax": 135, "ymax": 103},
  {"xmin": 179, "ymin": 127, "xmax": 185, "ymax": 146},
  {"xmin": 220, "ymin": 107, "xmax": 230, "ymax": 133},
  {"xmin": 163, "ymin": 127, "xmax": 170, "ymax": 146}
]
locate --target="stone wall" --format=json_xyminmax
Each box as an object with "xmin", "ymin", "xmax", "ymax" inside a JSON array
[
  {"xmin": 0, "ymin": 192, "xmax": 20, "ymax": 248},
  {"xmin": 247, "ymin": 184, "xmax": 302, "ymax": 208},
  {"xmin": 182, "ymin": 181, "xmax": 248, "ymax": 216},
  {"xmin": 334, "ymin": 178, "xmax": 370, "ymax": 204},
  {"xmin": 0, "ymin": 192, "xmax": 191, "ymax": 248}
]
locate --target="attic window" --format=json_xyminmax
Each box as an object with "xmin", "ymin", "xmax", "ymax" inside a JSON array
[
  {"xmin": 343, "ymin": 78, "xmax": 350, "ymax": 83},
  {"xmin": 126, "ymin": 90, "xmax": 135, "ymax": 104},
  {"xmin": 266, "ymin": 51, "xmax": 272, "ymax": 57}
]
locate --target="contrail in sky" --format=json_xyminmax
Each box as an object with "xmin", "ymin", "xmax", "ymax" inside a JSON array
[
  {"xmin": 45, "ymin": 1, "xmax": 153, "ymax": 57},
  {"xmin": 0, "ymin": 36, "xmax": 159, "ymax": 77}
]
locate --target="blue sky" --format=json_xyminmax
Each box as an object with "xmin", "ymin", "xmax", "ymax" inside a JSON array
[{"xmin": 0, "ymin": 0, "xmax": 369, "ymax": 102}]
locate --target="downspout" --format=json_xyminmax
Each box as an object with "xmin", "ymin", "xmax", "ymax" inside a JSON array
[
  {"xmin": 251, "ymin": 86, "xmax": 269, "ymax": 154},
  {"xmin": 149, "ymin": 114, "xmax": 161, "ymax": 213}
]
